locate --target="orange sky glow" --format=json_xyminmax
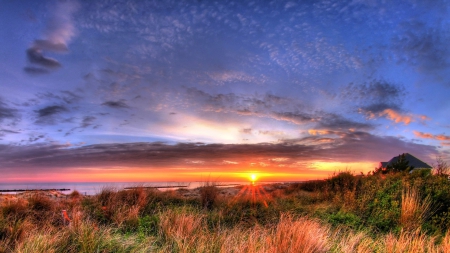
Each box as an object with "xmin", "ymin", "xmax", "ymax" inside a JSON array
[{"xmin": 5, "ymin": 161, "xmax": 378, "ymax": 183}]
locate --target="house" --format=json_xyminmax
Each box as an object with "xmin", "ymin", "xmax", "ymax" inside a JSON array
[{"xmin": 379, "ymin": 153, "xmax": 432, "ymax": 172}]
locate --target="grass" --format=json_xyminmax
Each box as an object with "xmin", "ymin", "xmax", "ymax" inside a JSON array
[
  {"xmin": 400, "ymin": 186, "xmax": 432, "ymax": 231},
  {"xmin": 1, "ymin": 171, "xmax": 450, "ymax": 252}
]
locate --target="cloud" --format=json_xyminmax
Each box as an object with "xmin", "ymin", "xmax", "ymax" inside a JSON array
[
  {"xmin": 378, "ymin": 109, "xmax": 429, "ymax": 125},
  {"xmin": 393, "ymin": 20, "xmax": 449, "ymax": 72},
  {"xmin": 80, "ymin": 116, "xmax": 97, "ymax": 128},
  {"xmin": 0, "ymin": 129, "xmax": 20, "ymax": 139},
  {"xmin": 414, "ymin": 131, "xmax": 450, "ymax": 141},
  {"xmin": 359, "ymin": 106, "xmax": 429, "ymax": 125},
  {"xmin": 34, "ymin": 105, "xmax": 68, "ymax": 125},
  {"xmin": 184, "ymin": 87, "xmax": 372, "ymax": 131},
  {"xmin": 28, "ymin": 134, "xmax": 46, "ymax": 143},
  {"xmin": 308, "ymin": 129, "xmax": 334, "ymax": 136},
  {"xmin": 0, "ymin": 99, "xmax": 18, "ymax": 122},
  {"xmin": 340, "ymin": 80, "xmax": 405, "ymax": 103},
  {"xmin": 36, "ymin": 90, "xmax": 83, "ymax": 104},
  {"xmin": 317, "ymin": 113, "xmax": 374, "ymax": 131},
  {"xmin": 240, "ymin": 128, "xmax": 252, "ymax": 134},
  {"xmin": 271, "ymin": 111, "xmax": 316, "ymax": 125},
  {"xmin": 24, "ymin": 1, "xmax": 79, "ymax": 73},
  {"xmin": 359, "ymin": 103, "xmax": 401, "ymax": 116},
  {"xmin": 60, "ymin": 91, "xmax": 83, "ymax": 104},
  {"xmin": 23, "ymin": 66, "xmax": 51, "ymax": 74},
  {"xmin": 102, "ymin": 100, "xmax": 130, "ymax": 109},
  {"xmin": 205, "ymin": 71, "xmax": 263, "ymax": 85},
  {"xmin": 36, "ymin": 105, "xmax": 68, "ymax": 117},
  {"xmin": 342, "ymin": 80, "xmax": 409, "ymax": 122},
  {"xmin": 0, "ymin": 129, "xmax": 20, "ymax": 134},
  {"xmin": 26, "ymin": 47, "xmax": 62, "ymax": 69},
  {"xmin": 379, "ymin": 109, "xmax": 413, "ymax": 125},
  {"xmin": 33, "ymin": 39, "xmax": 69, "ymax": 52},
  {"xmin": 258, "ymin": 130, "xmax": 286, "ymax": 136},
  {"xmin": 0, "ymin": 132, "xmax": 437, "ymax": 173}
]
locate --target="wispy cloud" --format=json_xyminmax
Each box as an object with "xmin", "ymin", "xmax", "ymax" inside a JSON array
[
  {"xmin": 393, "ymin": 20, "xmax": 450, "ymax": 72},
  {"xmin": 0, "ymin": 99, "xmax": 18, "ymax": 123},
  {"xmin": 378, "ymin": 109, "xmax": 430, "ymax": 125},
  {"xmin": 340, "ymin": 80, "xmax": 405, "ymax": 104},
  {"xmin": 379, "ymin": 109, "xmax": 413, "ymax": 125},
  {"xmin": 34, "ymin": 105, "xmax": 68, "ymax": 125},
  {"xmin": 102, "ymin": 100, "xmax": 130, "ymax": 109},
  {"xmin": 184, "ymin": 87, "xmax": 372, "ymax": 131},
  {"xmin": 414, "ymin": 131, "xmax": 450, "ymax": 141},
  {"xmin": 24, "ymin": 1, "xmax": 79, "ymax": 74}
]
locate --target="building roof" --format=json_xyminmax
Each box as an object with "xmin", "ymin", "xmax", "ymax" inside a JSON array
[{"xmin": 382, "ymin": 153, "xmax": 432, "ymax": 169}]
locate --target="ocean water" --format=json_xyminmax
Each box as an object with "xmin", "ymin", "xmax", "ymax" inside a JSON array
[{"xmin": 0, "ymin": 181, "xmax": 258, "ymax": 195}]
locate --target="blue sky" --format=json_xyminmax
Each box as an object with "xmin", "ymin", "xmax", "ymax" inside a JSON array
[{"xmin": 0, "ymin": 0, "xmax": 449, "ymax": 182}]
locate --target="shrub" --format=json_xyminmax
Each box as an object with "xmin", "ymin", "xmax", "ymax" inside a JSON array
[
  {"xmin": 326, "ymin": 172, "xmax": 360, "ymax": 197},
  {"xmin": 1, "ymin": 199, "xmax": 28, "ymax": 220},
  {"xmin": 327, "ymin": 210, "xmax": 362, "ymax": 230},
  {"xmin": 433, "ymin": 156, "xmax": 449, "ymax": 176},
  {"xmin": 28, "ymin": 194, "xmax": 54, "ymax": 212},
  {"xmin": 138, "ymin": 215, "xmax": 159, "ymax": 237},
  {"xmin": 69, "ymin": 190, "xmax": 82, "ymax": 199},
  {"xmin": 199, "ymin": 183, "xmax": 218, "ymax": 210},
  {"xmin": 365, "ymin": 178, "xmax": 402, "ymax": 232}
]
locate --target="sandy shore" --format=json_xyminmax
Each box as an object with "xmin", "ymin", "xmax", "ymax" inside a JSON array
[{"xmin": 0, "ymin": 190, "xmax": 68, "ymax": 205}]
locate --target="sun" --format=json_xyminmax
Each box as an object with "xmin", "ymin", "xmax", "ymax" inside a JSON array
[{"xmin": 250, "ymin": 173, "xmax": 257, "ymax": 183}]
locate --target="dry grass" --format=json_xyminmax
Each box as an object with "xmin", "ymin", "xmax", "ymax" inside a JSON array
[
  {"xmin": 383, "ymin": 230, "xmax": 439, "ymax": 253},
  {"xmin": 199, "ymin": 182, "xmax": 218, "ymax": 210},
  {"xmin": 401, "ymin": 187, "xmax": 432, "ymax": 231},
  {"xmin": 268, "ymin": 214, "xmax": 330, "ymax": 253},
  {"xmin": 2, "ymin": 183, "xmax": 450, "ymax": 253},
  {"xmin": 157, "ymin": 211, "xmax": 331, "ymax": 253},
  {"xmin": 333, "ymin": 230, "xmax": 375, "ymax": 253},
  {"xmin": 159, "ymin": 208, "xmax": 206, "ymax": 252}
]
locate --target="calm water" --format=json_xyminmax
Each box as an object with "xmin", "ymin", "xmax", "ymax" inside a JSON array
[{"xmin": 0, "ymin": 181, "xmax": 272, "ymax": 195}]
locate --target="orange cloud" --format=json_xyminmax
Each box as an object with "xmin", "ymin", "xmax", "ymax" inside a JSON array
[
  {"xmin": 413, "ymin": 131, "xmax": 434, "ymax": 139},
  {"xmin": 413, "ymin": 131, "xmax": 450, "ymax": 141},
  {"xmin": 436, "ymin": 135, "xmax": 450, "ymax": 141},
  {"xmin": 308, "ymin": 129, "xmax": 331, "ymax": 135},
  {"xmin": 378, "ymin": 109, "xmax": 430, "ymax": 125},
  {"xmin": 420, "ymin": 115, "xmax": 431, "ymax": 121},
  {"xmin": 380, "ymin": 109, "xmax": 413, "ymax": 125}
]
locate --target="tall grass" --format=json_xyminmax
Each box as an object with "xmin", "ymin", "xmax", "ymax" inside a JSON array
[
  {"xmin": 401, "ymin": 186, "xmax": 432, "ymax": 231},
  {"xmin": 2, "ymin": 172, "xmax": 450, "ymax": 252},
  {"xmin": 199, "ymin": 182, "xmax": 218, "ymax": 210}
]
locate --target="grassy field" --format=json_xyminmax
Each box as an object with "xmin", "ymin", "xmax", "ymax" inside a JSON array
[{"xmin": 1, "ymin": 170, "xmax": 450, "ymax": 252}]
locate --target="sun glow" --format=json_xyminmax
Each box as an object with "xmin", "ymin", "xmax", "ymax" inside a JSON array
[{"xmin": 250, "ymin": 173, "xmax": 257, "ymax": 185}]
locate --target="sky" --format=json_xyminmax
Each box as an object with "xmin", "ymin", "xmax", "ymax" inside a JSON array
[{"xmin": 1, "ymin": 0, "xmax": 450, "ymax": 183}]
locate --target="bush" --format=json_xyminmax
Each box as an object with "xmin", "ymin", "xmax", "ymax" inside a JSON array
[
  {"xmin": 1, "ymin": 199, "xmax": 28, "ymax": 220},
  {"xmin": 199, "ymin": 183, "xmax": 218, "ymax": 210},
  {"xmin": 138, "ymin": 215, "xmax": 159, "ymax": 237},
  {"xmin": 28, "ymin": 194, "xmax": 54, "ymax": 212},
  {"xmin": 327, "ymin": 211, "xmax": 362, "ymax": 229},
  {"xmin": 364, "ymin": 177, "xmax": 402, "ymax": 233},
  {"xmin": 69, "ymin": 190, "xmax": 82, "ymax": 199}
]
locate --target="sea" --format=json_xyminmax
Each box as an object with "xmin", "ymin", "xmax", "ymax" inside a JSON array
[{"xmin": 0, "ymin": 181, "xmax": 280, "ymax": 196}]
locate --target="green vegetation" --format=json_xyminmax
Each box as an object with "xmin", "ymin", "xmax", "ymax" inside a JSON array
[{"xmin": 1, "ymin": 170, "xmax": 450, "ymax": 252}]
